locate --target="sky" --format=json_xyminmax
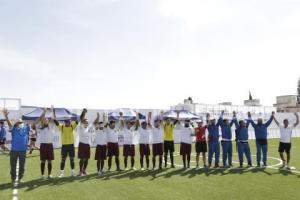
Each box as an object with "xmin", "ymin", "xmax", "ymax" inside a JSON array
[{"xmin": 0, "ymin": 0, "xmax": 299, "ymax": 109}]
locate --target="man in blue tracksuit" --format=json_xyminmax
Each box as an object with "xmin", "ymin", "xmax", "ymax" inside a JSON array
[
  {"xmin": 218, "ymin": 111, "xmax": 235, "ymax": 168},
  {"xmin": 233, "ymin": 118, "xmax": 252, "ymax": 168},
  {"xmin": 248, "ymin": 112, "xmax": 274, "ymax": 167},
  {"xmin": 207, "ymin": 113, "xmax": 221, "ymax": 168}
]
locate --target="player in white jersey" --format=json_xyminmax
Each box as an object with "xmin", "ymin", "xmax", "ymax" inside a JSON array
[
  {"xmin": 106, "ymin": 115, "xmax": 121, "ymax": 171},
  {"xmin": 94, "ymin": 113, "xmax": 107, "ymax": 175},
  {"xmin": 179, "ymin": 120, "xmax": 194, "ymax": 169},
  {"xmin": 34, "ymin": 108, "xmax": 55, "ymax": 179},
  {"xmin": 120, "ymin": 113, "xmax": 137, "ymax": 170},
  {"xmin": 136, "ymin": 112, "xmax": 151, "ymax": 170},
  {"xmin": 148, "ymin": 112, "xmax": 164, "ymax": 170},
  {"xmin": 273, "ymin": 112, "xmax": 299, "ymax": 169},
  {"xmin": 76, "ymin": 109, "xmax": 93, "ymax": 176}
]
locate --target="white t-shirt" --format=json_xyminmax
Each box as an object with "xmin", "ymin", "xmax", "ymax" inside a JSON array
[
  {"xmin": 106, "ymin": 127, "xmax": 119, "ymax": 143},
  {"xmin": 180, "ymin": 126, "xmax": 193, "ymax": 144},
  {"xmin": 121, "ymin": 127, "xmax": 135, "ymax": 145},
  {"xmin": 138, "ymin": 128, "xmax": 151, "ymax": 144},
  {"xmin": 94, "ymin": 128, "xmax": 107, "ymax": 145},
  {"xmin": 77, "ymin": 123, "xmax": 93, "ymax": 145},
  {"xmin": 37, "ymin": 123, "xmax": 55, "ymax": 144},
  {"xmin": 279, "ymin": 125, "xmax": 293, "ymax": 143},
  {"xmin": 151, "ymin": 127, "xmax": 164, "ymax": 144}
]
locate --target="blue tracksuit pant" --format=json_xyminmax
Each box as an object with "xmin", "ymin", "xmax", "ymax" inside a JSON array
[
  {"xmin": 237, "ymin": 142, "xmax": 252, "ymax": 166},
  {"xmin": 208, "ymin": 141, "xmax": 220, "ymax": 166},
  {"xmin": 256, "ymin": 141, "xmax": 268, "ymax": 166},
  {"xmin": 221, "ymin": 141, "xmax": 232, "ymax": 166}
]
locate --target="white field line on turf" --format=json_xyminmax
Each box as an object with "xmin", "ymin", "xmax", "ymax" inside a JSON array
[
  {"xmin": 12, "ymin": 159, "xmax": 19, "ymax": 200},
  {"xmin": 170, "ymin": 152, "xmax": 300, "ymax": 174}
]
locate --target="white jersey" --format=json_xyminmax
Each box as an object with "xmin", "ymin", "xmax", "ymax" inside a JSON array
[
  {"xmin": 138, "ymin": 128, "xmax": 151, "ymax": 144},
  {"xmin": 106, "ymin": 127, "xmax": 119, "ymax": 143},
  {"xmin": 94, "ymin": 128, "xmax": 107, "ymax": 145},
  {"xmin": 121, "ymin": 127, "xmax": 135, "ymax": 145},
  {"xmin": 279, "ymin": 125, "xmax": 293, "ymax": 143},
  {"xmin": 180, "ymin": 126, "xmax": 193, "ymax": 144},
  {"xmin": 37, "ymin": 123, "xmax": 55, "ymax": 144},
  {"xmin": 151, "ymin": 127, "xmax": 164, "ymax": 144},
  {"xmin": 77, "ymin": 123, "xmax": 93, "ymax": 145}
]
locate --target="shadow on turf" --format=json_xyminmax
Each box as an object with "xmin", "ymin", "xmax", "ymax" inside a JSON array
[{"xmin": 1, "ymin": 167, "xmax": 299, "ymax": 191}]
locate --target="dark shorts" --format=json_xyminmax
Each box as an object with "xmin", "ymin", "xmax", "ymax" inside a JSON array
[
  {"xmin": 40, "ymin": 143, "xmax": 54, "ymax": 161},
  {"xmin": 30, "ymin": 138, "xmax": 37, "ymax": 142},
  {"xmin": 152, "ymin": 143, "xmax": 163, "ymax": 156},
  {"xmin": 0, "ymin": 138, "xmax": 6, "ymax": 145},
  {"xmin": 180, "ymin": 143, "xmax": 192, "ymax": 155},
  {"xmin": 107, "ymin": 142, "xmax": 119, "ymax": 157},
  {"xmin": 95, "ymin": 145, "xmax": 107, "ymax": 160},
  {"xmin": 123, "ymin": 144, "xmax": 135, "ymax": 157},
  {"xmin": 278, "ymin": 142, "xmax": 291, "ymax": 153},
  {"xmin": 139, "ymin": 144, "xmax": 150, "ymax": 156},
  {"xmin": 196, "ymin": 142, "xmax": 207, "ymax": 153},
  {"xmin": 78, "ymin": 142, "xmax": 90, "ymax": 159},
  {"xmin": 164, "ymin": 140, "xmax": 174, "ymax": 153},
  {"xmin": 61, "ymin": 144, "xmax": 75, "ymax": 158}
]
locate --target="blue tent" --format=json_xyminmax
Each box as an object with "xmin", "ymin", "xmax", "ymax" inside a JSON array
[
  {"xmin": 108, "ymin": 108, "xmax": 146, "ymax": 121},
  {"xmin": 22, "ymin": 107, "xmax": 78, "ymax": 121},
  {"xmin": 162, "ymin": 110, "xmax": 200, "ymax": 120}
]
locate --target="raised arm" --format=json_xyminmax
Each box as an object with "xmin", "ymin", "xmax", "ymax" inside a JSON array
[
  {"xmin": 294, "ymin": 113, "xmax": 299, "ymax": 128},
  {"xmin": 94, "ymin": 112, "xmax": 100, "ymax": 126},
  {"xmin": 273, "ymin": 114, "xmax": 280, "ymax": 127},
  {"xmin": 229, "ymin": 111, "xmax": 236, "ymax": 127},
  {"xmin": 206, "ymin": 113, "xmax": 211, "ymax": 126},
  {"xmin": 35, "ymin": 108, "xmax": 46, "ymax": 125},
  {"xmin": 2, "ymin": 109, "xmax": 12, "ymax": 129},
  {"xmin": 135, "ymin": 111, "xmax": 140, "ymax": 131},
  {"xmin": 264, "ymin": 114, "xmax": 274, "ymax": 127},
  {"xmin": 173, "ymin": 111, "xmax": 180, "ymax": 125},
  {"xmin": 217, "ymin": 110, "xmax": 224, "ymax": 126},
  {"xmin": 148, "ymin": 112, "xmax": 152, "ymax": 128},
  {"xmin": 80, "ymin": 108, "xmax": 88, "ymax": 123},
  {"xmin": 247, "ymin": 112, "xmax": 256, "ymax": 128}
]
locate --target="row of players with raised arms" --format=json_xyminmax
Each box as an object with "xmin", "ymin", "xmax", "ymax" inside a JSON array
[{"xmin": 2, "ymin": 108, "xmax": 299, "ymax": 183}]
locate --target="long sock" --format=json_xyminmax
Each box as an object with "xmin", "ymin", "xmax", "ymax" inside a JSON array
[
  {"xmin": 124, "ymin": 157, "xmax": 128, "ymax": 168},
  {"xmin": 47, "ymin": 162, "xmax": 52, "ymax": 175},
  {"xmin": 115, "ymin": 157, "xmax": 120, "ymax": 170},
  {"xmin": 182, "ymin": 155, "xmax": 186, "ymax": 168},
  {"xmin": 101, "ymin": 160, "xmax": 104, "ymax": 171},
  {"xmin": 164, "ymin": 154, "xmax": 168, "ymax": 166},
  {"xmin": 152, "ymin": 157, "xmax": 156, "ymax": 169},
  {"xmin": 83, "ymin": 160, "xmax": 88, "ymax": 172},
  {"xmin": 97, "ymin": 161, "xmax": 100, "ymax": 172},
  {"xmin": 146, "ymin": 157, "xmax": 149, "ymax": 169},
  {"xmin": 41, "ymin": 162, "xmax": 45, "ymax": 175},
  {"xmin": 159, "ymin": 156, "xmax": 163, "ymax": 168},
  {"xmin": 170, "ymin": 153, "xmax": 174, "ymax": 166},
  {"xmin": 131, "ymin": 157, "xmax": 134, "ymax": 168},
  {"xmin": 140, "ymin": 157, "xmax": 144, "ymax": 168},
  {"xmin": 79, "ymin": 160, "xmax": 84, "ymax": 173},
  {"xmin": 108, "ymin": 157, "xmax": 112, "ymax": 170},
  {"xmin": 187, "ymin": 155, "xmax": 191, "ymax": 167}
]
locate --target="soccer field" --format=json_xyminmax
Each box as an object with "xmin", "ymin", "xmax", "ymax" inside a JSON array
[{"xmin": 1, "ymin": 139, "xmax": 300, "ymax": 200}]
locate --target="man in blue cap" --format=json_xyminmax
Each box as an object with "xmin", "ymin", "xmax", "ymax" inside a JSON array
[
  {"xmin": 248, "ymin": 112, "xmax": 274, "ymax": 167},
  {"xmin": 2, "ymin": 109, "xmax": 30, "ymax": 186}
]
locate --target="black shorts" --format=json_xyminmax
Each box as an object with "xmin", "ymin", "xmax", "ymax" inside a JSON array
[
  {"xmin": 30, "ymin": 138, "xmax": 37, "ymax": 142},
  {"xmin": 0, "ymin": 138, "xmax": 6, "ymax": 145},
  {"xmin": 164, "ymin": 141, "xmax": 174, "ymax": 153},
  {"xmin": 196, "ymin": 142, "xmax": 207, "ymax": 153},
  {"xmin": 278, "ymin": 142, "xmax": 291, "ymax": 153},
  {"xmin": 61, "ymin": 144, "xmax": 75, "ymax": 158}
]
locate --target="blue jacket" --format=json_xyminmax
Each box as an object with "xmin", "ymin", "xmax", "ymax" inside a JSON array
[
  {"xmin": 207, "ymin": 119, "xmax": 221, "ymax": 142},
  {"xmin": 233, "ymin": 119, "xmax": 250, "ymax": 141},
  {"xmin": 249, "ymin": 116, "xmax": 273, "ymax": 140},
  {"xmin": 0, "ymin": 127, "xmax": 6, "ymax": 139},
  {"xmin": 11, "ymin": 125, "xmax": 30, "ymax": 151},
  {"xmin": 218, "ymin": 117, "xmax": 234, "ymax": 140}
]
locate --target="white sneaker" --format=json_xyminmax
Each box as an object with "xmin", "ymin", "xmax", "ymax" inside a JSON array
[
  {"xmin": 98, "ymin": 171, "xmax": 103, "ymax": 176},
  {"xmin": 286, "ymin": 164, "xmax": 291, "ymax": 170},
  {"xmin": 48, "ymin": 175, "xmax": 53, "ymax": 179},
  {"xmin": 195, "ymin": 166, "xmax": 199, "ymax": 170},
  {"xmin": 58, "ymin": 171, "xmax": 64, "ymax": 178},
  {"xmin": 125, "ymin": 168, "xmax": 129, "ymax": 171},
  {"xmin": 131, "ymin": 167, "xmax": 136, "ymax": 171},
  {"xmin": 140, "ymin": 168, "xmax": 145, "ymax": 171},
  {"xmin": 41, "ymin": 175, "xmax": 46, "ymax": 180},
  {"xmin": 71, "ymin": 169, "xmax": 76, "ymax": 177}
]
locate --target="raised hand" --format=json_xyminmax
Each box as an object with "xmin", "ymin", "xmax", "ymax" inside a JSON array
[{"xmin": 247, "ymin": 112, "xmax": 251, "ymax": 118}]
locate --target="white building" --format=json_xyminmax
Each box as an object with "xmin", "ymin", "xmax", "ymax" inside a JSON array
[{"xmin": 273, "ymin": 95, "xmax": 300, "ymax": 113}]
